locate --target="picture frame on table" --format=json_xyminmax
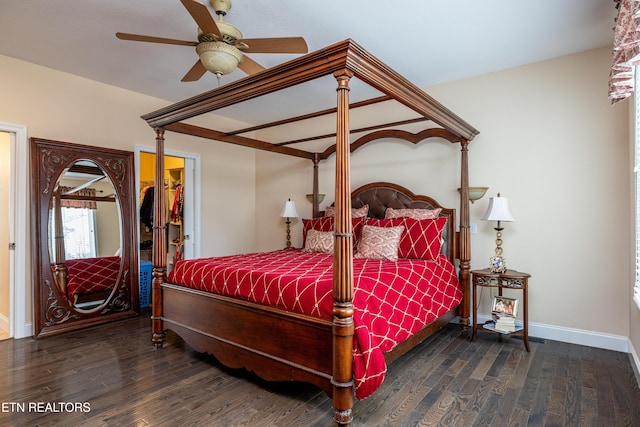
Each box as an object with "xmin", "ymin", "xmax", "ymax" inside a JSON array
[
  {"xmin": 489, "ymin": 255, "xmax": 506, "ymax": 273},
  {"xmin": 491, "ymin": 296, "xmax": 518, "ymax": 317}
]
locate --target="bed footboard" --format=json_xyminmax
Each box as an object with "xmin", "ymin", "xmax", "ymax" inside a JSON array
[{"xmin": 160, "ymin": 283, "xmax": 335, "ymax": 395}]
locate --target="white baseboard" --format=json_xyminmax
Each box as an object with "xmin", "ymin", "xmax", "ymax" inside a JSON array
[
  {"xmin": 10, "ymin": 320, "xmax": 32, "ymax": 339},
  {"xmin": 22, "ymin": 322, "xmax": 32, "ymax": 338},
  {"xmin": 0, "ymin": 315, "xmax": 32, "ymax": 339},
  {"xmin": 630, "ymin": 341, "xmax": 640, "ymax": 385},
  {"xmin": 476, "ymin": 315, "xmax": 630, "ymax": 353}
]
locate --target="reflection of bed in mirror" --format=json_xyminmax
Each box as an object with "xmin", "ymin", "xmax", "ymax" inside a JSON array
[
  {"xmin": 50, "ymin": 167, "xmax": 123, "ymax": 310},
  {"xmin": 31, "ymin": 138, "xmax": 139, "ymax": 338},
  {"xmin": 64, "ymin": 256, "xmax": 121, "ymax": 308}
]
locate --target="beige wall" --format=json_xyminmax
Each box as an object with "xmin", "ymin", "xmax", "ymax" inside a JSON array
[
  {"xmin": 0, "ymin": 54, "xmax": 257, "ymax": 330},
  {"xmin": 0, "ymin": 131, "xmax": 9, "ymax": 329},
  {"xmin": 429, "ymin": 47, "xmax": 630, "ymax": 337},
  {"xmin": 255, "ymin": 47, "xmax": 633, "ymax": 341}
]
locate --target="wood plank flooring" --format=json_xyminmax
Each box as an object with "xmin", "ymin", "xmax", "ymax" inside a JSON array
[{"xmin": 1, "ymin": 314, "xmax": 639, "ymax": 426}]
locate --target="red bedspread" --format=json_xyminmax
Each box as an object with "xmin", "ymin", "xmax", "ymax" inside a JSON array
[
  {"xmin": 66, "ymin": 256, "xmax": 120, "ymax": 302},
  {"xmin": 167, "ymin": 249, "xmax": 462, "ymax": 399}
]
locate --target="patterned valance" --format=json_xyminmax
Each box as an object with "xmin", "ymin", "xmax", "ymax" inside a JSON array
[
  {"xmin": 610, "ymin": 0, "xmax": 640, "ymax": 103},
  {"xmin": 59, "ymin": 186, "xmax": 97, "ymax": 209}
]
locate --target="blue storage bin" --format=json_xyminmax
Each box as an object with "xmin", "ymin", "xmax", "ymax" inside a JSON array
[{"xmin": 139, "ymin": 261, "xmax": 152, "ymax": 309}]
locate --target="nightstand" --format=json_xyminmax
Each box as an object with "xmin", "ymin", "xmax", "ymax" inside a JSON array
[{"xmin": 471, "ymin": 268, "xmax": 530, "ymax": 352}]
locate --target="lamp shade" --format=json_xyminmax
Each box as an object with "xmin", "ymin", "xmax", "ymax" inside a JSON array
[
  {"xmin": 197, "ymin": 41, "xmax": 243, "ymax": 76},
  {"xmin": 457, "ymin": 186, "xmax": 489, "ymax": 203},
  {"xmin": 280, "ymin": 199, "xmax": 299, "ymax": 218},
  {"xmin": 195, "ymin": 21, "xmax": 244, "ymax": 77},
  {"xmin": 482, "ymin": 195, "xmax": 515, "ymax": 222}
]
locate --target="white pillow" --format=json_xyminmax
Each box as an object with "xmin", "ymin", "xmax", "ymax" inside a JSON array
[
  {"xmin": 355, "ymin": 225, "xmax": 404, "ymax": 261},
  {"xmin": 385, "ymin": 207, "xmax": 442, "ymax": 220},
  {"xmin": 302, "ymin": 229, "xmax": 334, "ymax": 253},
  {"xmin": 324, "ymin": 204, "xmax": 369, "ymax": 218}
]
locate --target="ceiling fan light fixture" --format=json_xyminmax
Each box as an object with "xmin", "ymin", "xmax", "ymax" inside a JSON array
[
  {"xmin": 196, "ymin": 41, "xmax": 243, "ymax": 76},
  {"xmin": 117, "ymin": 0, "xmax": 306, "ymax": 82}
]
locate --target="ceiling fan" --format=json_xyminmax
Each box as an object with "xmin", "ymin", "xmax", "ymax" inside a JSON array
[{"xmin": 116, "ymin": 0, "xmax": 308, "ymax": 82}]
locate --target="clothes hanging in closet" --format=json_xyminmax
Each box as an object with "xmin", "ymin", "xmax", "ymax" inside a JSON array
[
  {"xmin": 170, "ymin": 184, "xmax": 183, "ymax": 223},
  {"xmin": 140, "ymin": 186, "xmax": 154, "ymax": 229}
]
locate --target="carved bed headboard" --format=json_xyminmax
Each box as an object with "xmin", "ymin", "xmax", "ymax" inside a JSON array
[{"xmin": 350, "ymin": 182, "xmax": 457, "ymax": 262}]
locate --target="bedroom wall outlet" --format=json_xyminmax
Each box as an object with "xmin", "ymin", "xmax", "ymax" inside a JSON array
[{"xmin": 470, "ymin": 223, "xmax": 477, "ymax": 234}]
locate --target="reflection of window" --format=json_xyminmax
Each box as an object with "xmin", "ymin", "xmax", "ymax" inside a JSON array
[{"xmin": 49, "ymin": 207, "xmax": 98, "ymax": 261}]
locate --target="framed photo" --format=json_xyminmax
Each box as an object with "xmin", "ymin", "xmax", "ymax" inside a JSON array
[
  {"xmin": 489, "ymin": 255, "xmax": 506, "ymax": 273},
  {"xmin": 491, "ymin": 296, "xmax": 518, "ymax": 317}
]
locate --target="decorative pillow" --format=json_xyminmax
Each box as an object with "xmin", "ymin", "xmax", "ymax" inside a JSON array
[
  {"xmin": 384, "ymin": 207, "xmax": 442, "ymax": 220},
  {"xmin": 324, "ymin": 204, "xmax": 369, "ymax": 218},
  {"xmin": 302, "ymin": 229, "xmax": 334, "ymax": 253},
  {"xmin": 302, "ymin": 217, "xmax": 366, "ymax": 247},
  {"xmin": 355, "ymin": 225, "xmax": 404, "ymax": 262},
  {"xmin": 365, "ymin": 217, "xmax": 447, "ymax": 260}
]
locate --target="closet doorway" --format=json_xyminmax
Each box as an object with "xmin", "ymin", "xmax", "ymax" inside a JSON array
[
  {"xmin": 0, "ymin": 123, "xmax": 28, "ymax": 339},
  {"xmin": 137, "ymin": 148, "xmax": 199, "ymax": 273}
]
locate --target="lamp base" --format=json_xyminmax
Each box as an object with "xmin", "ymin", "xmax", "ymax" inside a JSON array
[{"xmin": 285, "ymin": 219, "xmax": 292, "ymax": 249}]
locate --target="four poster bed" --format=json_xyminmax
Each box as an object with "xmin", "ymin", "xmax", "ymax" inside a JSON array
[{"xmin": 142, "ymin": 39, "xmax": 478, "ymax": 425}]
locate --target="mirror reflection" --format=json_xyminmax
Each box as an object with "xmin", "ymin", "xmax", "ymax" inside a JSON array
[{"xmin": 48, "ymin": 160, "xmax": 122, "ymax": 312}]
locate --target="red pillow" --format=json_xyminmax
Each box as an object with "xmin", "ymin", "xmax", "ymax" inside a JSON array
[
  {"xmin": 364, "ymin": 217, "xmax": 446, "ymax": 260},
  {"xmin": 302, "ymin": 217, "xmax": 365, "ymax": 248}
]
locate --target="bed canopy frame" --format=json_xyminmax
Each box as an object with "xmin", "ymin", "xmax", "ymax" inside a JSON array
[{"xmin": 142, "ymin": 39, "xmax": 478, "ymax": 425}]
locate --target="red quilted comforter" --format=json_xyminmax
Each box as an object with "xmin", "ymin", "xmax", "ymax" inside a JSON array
[
  {"xmin": 167, "ymin": 249, "xmax": 462, "ymax": 399},
  {"xmin": 66, "ymin": 256, "xmax": 120, "ymax": 302}
]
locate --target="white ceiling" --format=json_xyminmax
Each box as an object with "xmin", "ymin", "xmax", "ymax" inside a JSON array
[{"xmin": 0, "ymin": 0, "xmax": 617, "ymax": 125}]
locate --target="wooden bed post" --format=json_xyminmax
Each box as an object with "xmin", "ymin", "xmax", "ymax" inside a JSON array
[
  {"xmin": 312, "ymin": 153, "xmax": 321, "ymax": 218},
  {"xmin": 458, "ymin": 139, "xmax": 471, "ymax": 328},
  {"xmin": 52, "ymin": 187, "xmax": 68, "ymax": 294},
  {"xmin": 152, "ymin": 127, "xmax": 167, "ymax": 348},
  {"xmin": 332, "ymin": 69, "xmax": 355, "ymax": 426}
]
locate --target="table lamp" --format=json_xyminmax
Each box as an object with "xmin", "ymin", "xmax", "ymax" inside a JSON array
[
  {"xmin": 280, "ymin": 198, "xmax": 299, "ymax": 249},
  {"xmin": 481, "ymin": 193, "xmax": 515, "ymax": 272}
]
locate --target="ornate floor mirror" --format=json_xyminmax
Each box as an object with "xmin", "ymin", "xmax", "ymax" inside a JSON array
[{"xmin": 31, "ymin": 138, "xmax": 140, "ymax": 338}]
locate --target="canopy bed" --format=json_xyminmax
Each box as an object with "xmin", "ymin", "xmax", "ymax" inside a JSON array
[{"xmin": 142, "ymin": 39, "xmax": 479, "ymax": 425}]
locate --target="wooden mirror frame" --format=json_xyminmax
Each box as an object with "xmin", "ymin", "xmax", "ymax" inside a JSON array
[{"xmin": 31, "ymin": 138, "xmax": 140, "ymax": 338}]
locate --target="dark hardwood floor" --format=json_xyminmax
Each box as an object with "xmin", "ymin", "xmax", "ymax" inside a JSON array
[{"xmin": 1, "ymin": 314, "xmax": 639, "ymax": 426}]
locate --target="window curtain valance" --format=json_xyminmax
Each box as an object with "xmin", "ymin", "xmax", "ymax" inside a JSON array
[
  {"xmin": 610, "ymin": 0, "xmax": 640, "ymax": 103},
  {"xmin": 59, "ymin": 185, "xmax": 97, "ymax": 209}
]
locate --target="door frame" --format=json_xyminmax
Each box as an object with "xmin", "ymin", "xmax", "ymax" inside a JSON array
[
  {"xmin": 1, "ymin": 122, "xmax": 29, "ymax": 338},
  {"xmin": 135, "ymin": 145, "xmax": 201, "ymax": 261}
]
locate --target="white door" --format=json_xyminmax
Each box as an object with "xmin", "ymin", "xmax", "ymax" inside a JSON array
[
  {"xmin": 0, "ymin": 132, "xmax": 10, "ymax": 338},
  {"xmin": 181, "ymin": 156, "xmax": 196, "ymax": 260},
  {"xmin": 136, "ymin": 146, "xmax": 200, "ymax": 264},
  {"xmin": 0, "ymin": 122, "xmax": 28, "ymax": 338}
]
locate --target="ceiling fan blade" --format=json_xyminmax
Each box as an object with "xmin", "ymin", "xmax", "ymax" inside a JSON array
[
  {"xmin": 180, "ymin": 0, "xmax": 222, "ymax": 38},
  {"xmin": 237, "ymin": 55, "xmax": 266, "ymax": 75},
  {"xmin": 239, "ymin": 37, "xmax": 308, "ymax": 54},
  {"xmin": 116, "ymin": 32, "xmax": 197, "ymax": 47},
  {"xmin": 181, "ymin": 60, "xmax": 207, "ymax": 82}
]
